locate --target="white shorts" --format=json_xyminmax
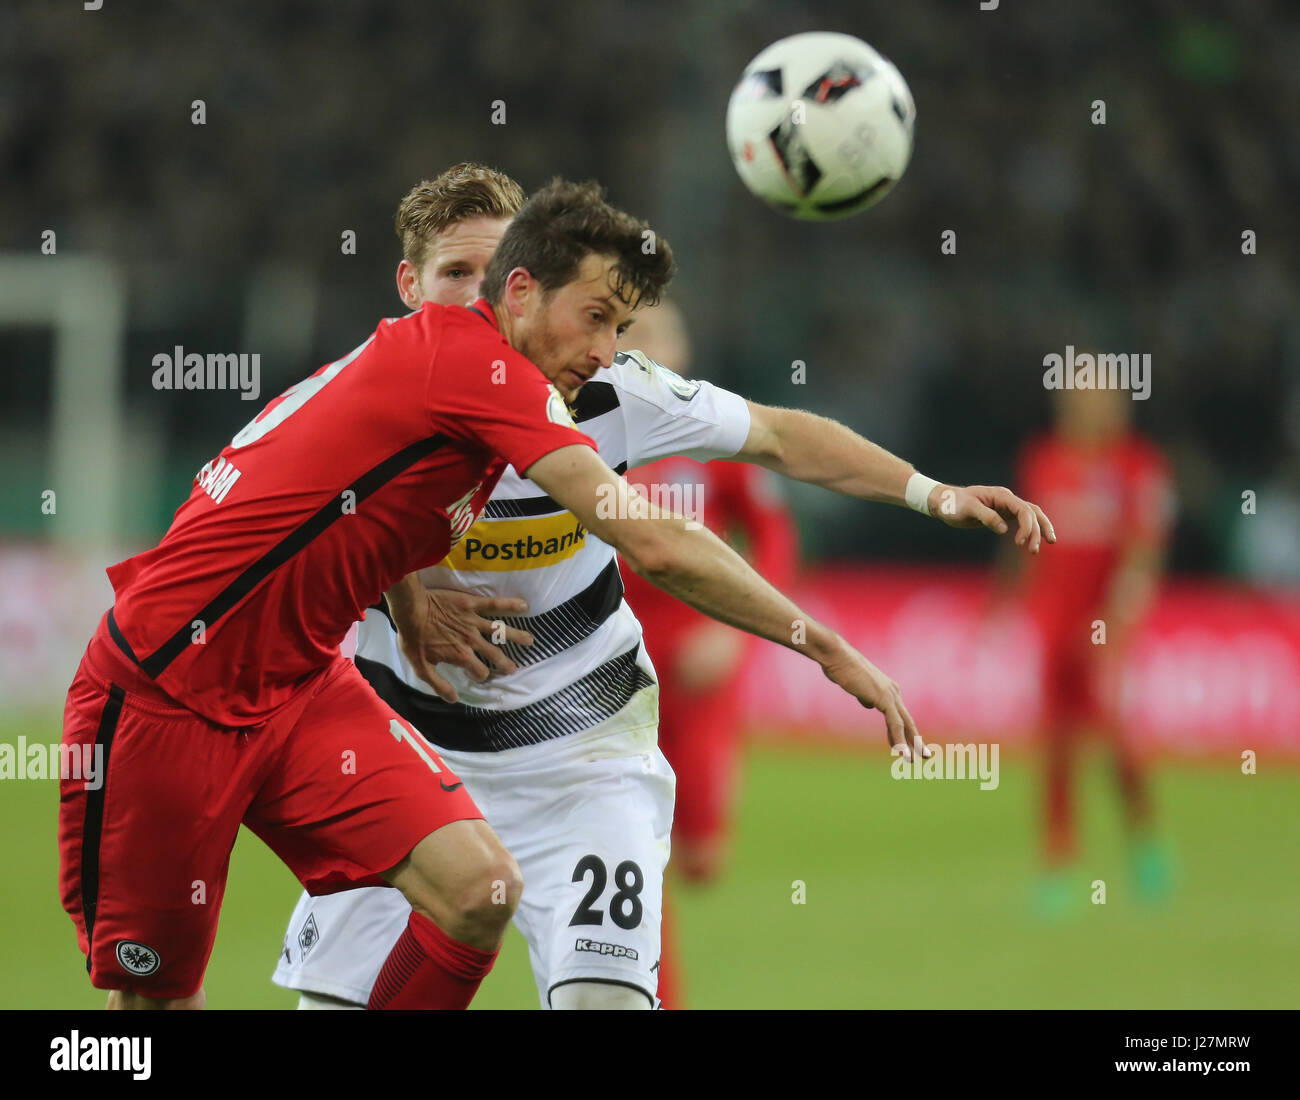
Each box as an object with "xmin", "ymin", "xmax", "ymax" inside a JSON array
[{"xmin": 272, "ymin": 685, "xmax": 674, "ymax": 1008}]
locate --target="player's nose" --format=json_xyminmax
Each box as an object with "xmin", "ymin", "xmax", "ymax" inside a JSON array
[{"xmin": 589, "ymin": 330, "xmax": 618, "ymax": 369}]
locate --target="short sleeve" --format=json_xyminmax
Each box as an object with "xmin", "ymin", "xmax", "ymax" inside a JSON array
[
  {"xmin": 432, "ymin": 336, "xmax": 595, "ymax": 473},
  {"xmin": 610, "ymin": 350, "xmax": 752, "ymax": 466}
]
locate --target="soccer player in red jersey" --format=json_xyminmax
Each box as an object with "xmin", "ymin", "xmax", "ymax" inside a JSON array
[
  {"xmin": 1014, "ymin": 385, "xmax": 1175, "ymax": 910},
  {"xmin": 59, "ymin": 180, "xmax": 957, "ymax": 1009},
  {"xmin": 619, "ymin": 300, "xmax": 798, "ymax": 1008}
]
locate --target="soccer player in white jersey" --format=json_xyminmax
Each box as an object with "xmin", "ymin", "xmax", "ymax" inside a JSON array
[{"xmin": 274, "ymin": 163, "xmax": 1054, "ymax": 1009}]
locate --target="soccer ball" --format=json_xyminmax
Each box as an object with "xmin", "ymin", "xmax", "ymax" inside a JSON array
[{"xmin": 726, "ymin": 31, "xmax": 915, "ymax": 220}]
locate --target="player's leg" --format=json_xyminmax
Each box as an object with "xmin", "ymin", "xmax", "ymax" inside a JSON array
[
  {"xmin": 502, "ymin": 736, "xmax": 673, "ymax": 1010},
  {"xmin": 106, "ymin": 989, "xmax": 206, "ymax": 1010},
  {"xmin": 1034, "ymin": 639, "xmax": 1085, "ymax": 916},
  {"xmin": 663, "ymin": 680, "xmax": 745, "ymax": 882},
  {"xmin": 1111, "ymin": 734, "xmax": 1151, "ymax": 830},
  {"xmin": 549, "ymin": 982, "xmax": 652, "ymax": 1009},
  {"xmin": 273, "ymin": 886, "xmax": 411, "ymax": 1008},
  {"xmin": 1041, "ymin": 643, "xmax": 1085, "ymax": 868},
  {"xmin": 248, "ymin": 658, "xmax": 520, "ymax": 1009},
  {"xmin": 1093, "ymin": 662, "xmax": 1172, "ymax": 900},
  {"xmin": 1043, "ymin": 720, "xmax": 1077, "ymax": 865},
  {"xmin": 58, "ymin": 630, "xmax": 258, "ymax": 1007},
  {"xmin": 297, "ymin": 992, "xmax": 363, "ymax": 1010},
  {"xmin": 384, "ymin": 818, "xmax": 521, "ymax": 950},
  {"xmin": 654, "ymin": 678, "xmax": 745, "ymax": 1008}
]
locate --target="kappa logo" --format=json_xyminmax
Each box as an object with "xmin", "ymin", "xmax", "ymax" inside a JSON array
[
  {"xmin": 297, "ymin": 913, "xmax": 320, "ymax": 958},
  {"xmin": 575, "ymin": 938, "xmax": 638, "ymax": 960},
  {"xmin": 115, "ymin": 940, "xmax": 161, "ymax": 976}
]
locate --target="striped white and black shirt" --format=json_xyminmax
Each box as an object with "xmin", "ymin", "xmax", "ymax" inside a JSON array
[{"xmin": 354, "ymin": 350, "xmax": 751, "ymax": 752}]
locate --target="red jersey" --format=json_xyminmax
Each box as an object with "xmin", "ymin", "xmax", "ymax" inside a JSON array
[
  {"xmin": 106, "ymin": 299, "xmax": 593, "ymax": 727},
  {"xmin": 1017, "ymin": 430, "xmax": 1174, "ymax": 633},
  {"xmin": 622, "ymin": 458, "xmax": 798, "ymax": 644}
]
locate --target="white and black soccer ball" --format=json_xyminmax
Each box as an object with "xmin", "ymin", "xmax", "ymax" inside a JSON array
[{"xmin": 726, "ymin": 31, "xmax": 915, "ymax": 220}]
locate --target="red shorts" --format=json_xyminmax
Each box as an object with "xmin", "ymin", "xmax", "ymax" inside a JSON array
[
  {"xmin": 656, "ymin": 670, "xmax": 746, "ymax": 845},
  {"xmin": 58, "ymin": 615, "xmax": 482, "ymax": 999}
]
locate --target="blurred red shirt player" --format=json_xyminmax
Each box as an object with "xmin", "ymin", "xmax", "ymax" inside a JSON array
[
  {"xmin": 620, "ymin": 302, "xmax": 798, "ymax": 1006},
  {"xmin": 1014, "ymin": 383, "xmax": 1175, "ymax": 910}
]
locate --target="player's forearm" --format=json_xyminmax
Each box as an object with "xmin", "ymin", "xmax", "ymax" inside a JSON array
[
  {"xmin": 624, "ymin": 519, "xmax": 842, "ymax": 663},
  {"xmin": 383, "ymin": 571, "xmax": 425, "ymax": 626},
  {"xmin": 745, "ymin": 406, "xmax": 915, "ymax": 504},
  {"xmin": 525, "ymin": 444, "xmax": 844, "ymax": 663}
]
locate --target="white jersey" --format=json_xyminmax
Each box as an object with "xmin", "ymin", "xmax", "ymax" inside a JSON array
[{"xmin": 354, "ymin": 350, "xmax": 751, "ymax": 753}]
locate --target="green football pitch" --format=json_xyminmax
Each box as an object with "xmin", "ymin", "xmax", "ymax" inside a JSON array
[{"xmin": 3, "ymin": 716, "xmax": 1296, "ymax": 1009}]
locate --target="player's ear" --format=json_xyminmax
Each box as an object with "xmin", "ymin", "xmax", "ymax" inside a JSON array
[
  {"xmin": 396, "ymin": 260, "xmax": 421, "ymax": 310},
  {"xmin": 502, "ymin": 267, "xmax": 534, "ymax": 318}
]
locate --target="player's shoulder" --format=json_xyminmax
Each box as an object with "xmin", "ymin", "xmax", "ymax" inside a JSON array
[
  {"xmin": 607, "ymin": 349, "xmax": 704, "ymax": 405},
  {"xmin": 421, "ymin": 300, "xmax": 502, "ymax": 347}
]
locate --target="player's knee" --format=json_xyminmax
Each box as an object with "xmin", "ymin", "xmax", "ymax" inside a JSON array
[
  {"xmin": 461, "ymin": 851, "xmax": 523, "ymax": 929},
  {"xmin": 674, "ymin": 835, "xmax": 724, "ymax": 883},
  {"xmin": 396, "ymin": 820, "xmax": 522, "ymax": 941},
  {"xmin": 430, "ymin": 847, "xmax": 522, "ymax": 945},
  {"xmin": 550, "ymin": 981, "xmax": 652, "ymax": 1010}
]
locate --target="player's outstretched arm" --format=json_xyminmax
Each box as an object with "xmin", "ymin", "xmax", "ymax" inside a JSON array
[
  {"xmin": 525, "ymin": 444, "xmax": 928, "ymax": 759},
  {"xmin": 738, "ymin": 402, "xmax": 1057, "ymax": 553}
]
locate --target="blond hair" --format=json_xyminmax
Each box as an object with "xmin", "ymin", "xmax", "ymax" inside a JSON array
[{"xmin": 394, "ymin": 163, "xmax": 526, "ymax": 269}]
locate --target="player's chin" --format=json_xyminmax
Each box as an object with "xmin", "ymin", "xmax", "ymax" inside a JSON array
[{"xmin": 555, "ymin": 372, "xmax": 585, "ymax": 400}]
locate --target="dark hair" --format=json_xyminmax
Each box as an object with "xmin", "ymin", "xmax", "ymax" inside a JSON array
[
  {"xmin": 394, "ymin": 163, "xmax": 525, "ymax": 270},
  {"xmin": 480, "ymin": 178, "xmax": 675, "ymax": 308}
]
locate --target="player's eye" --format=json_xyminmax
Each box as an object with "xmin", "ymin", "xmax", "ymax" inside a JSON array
[
  {"xmin": 616, "ymin": 323, "xmax": 631, "ymax": 337},
  {"xmin": 447, "ymin": 269, "xmax": 467, "ymax": 279},
  {"xmin": 589, "ymin": 310, "xmax": 605, "ymax": 325}
]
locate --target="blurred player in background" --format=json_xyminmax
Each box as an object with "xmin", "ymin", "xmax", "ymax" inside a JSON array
[
  {"xmin": 620, "ymin": 301, "xmax": 798, "ymax": 1008},
  {"xmin": 1013, "ymin": 384, "xmax": 1175, "ymax": 912}
]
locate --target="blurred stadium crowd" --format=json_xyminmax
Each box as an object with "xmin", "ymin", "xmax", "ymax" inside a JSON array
[{"xmin": 2, "ymin": 0, "xmax": 1296, "ymax": 574}]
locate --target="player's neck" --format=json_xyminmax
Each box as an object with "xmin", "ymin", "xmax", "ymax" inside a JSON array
[{"xmin": 488, "ymin": 300, "xmax": 515, "ymax": 345}]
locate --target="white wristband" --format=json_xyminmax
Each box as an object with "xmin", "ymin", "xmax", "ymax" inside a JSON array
[{"xmin": 905, "ymin": 472, "xmax": 941, "ymax": 517}]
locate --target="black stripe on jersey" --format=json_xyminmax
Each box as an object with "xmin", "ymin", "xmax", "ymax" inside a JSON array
[
  {"xmin": 80, "ymin": 683, "xmax": 125, "ymax": 971},
  {"xmin": 572, "ymin": 380, "xmax": 621, "ymax": 423},
  {"xmin": 483, "ymin": 461, "xmax": 627, "ymax": 519},
  {"xmin": 494, "ymin": 558, "xmax": 624, "ymax": 668},
  {"xmin": 137, "ymin": 434, "xmax": 451, "ymax": 679},
  {"xmin": 372, "ymin": 558, "xmax": 623, "ymax": 668},
  {"xmin": 356, "ymin": 644, "xmax": 654, "ymax": 753},
  {"xmin": 106, "ymin": 608, "xmax": 139, "ymax": 664}
]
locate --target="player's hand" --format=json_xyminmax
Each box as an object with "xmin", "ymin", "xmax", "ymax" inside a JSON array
[
  {"xmin": 929, "ymin": 484, "xmax": 1057, "ymax": 553},
  {"xmin": 395, "ymin": 589, "xmax": 534, "ymax": 703},
  {"xmin": 818, "ymin": 641, "xmax": 932, "ymax": 760}
]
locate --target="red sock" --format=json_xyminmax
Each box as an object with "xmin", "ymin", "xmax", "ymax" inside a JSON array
[
  {"xmin": 656, "ymin": 891, "xmax": 684, "ymax": 1009},
  {"xmin": 1113, "ymin": 743, "xmax": 1150, "ymax": 831},
  {"xmin": 1044, "ymin": 730, "xmax": 1075, "ymax": 865},
  {"xmin": 367, "ymin": 911, "xmax": 498, "ymax": 1010}
]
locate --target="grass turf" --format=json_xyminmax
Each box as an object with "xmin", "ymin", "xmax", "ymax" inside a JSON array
[{"xmin": 3, "ymin": 716, "xmax": 1295, "ymax": 1008}]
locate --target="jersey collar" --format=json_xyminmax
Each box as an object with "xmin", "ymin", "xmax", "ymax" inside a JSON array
[{"xmin": 467, "ymin": 298, "xmax": 499, "ymax": 330}]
